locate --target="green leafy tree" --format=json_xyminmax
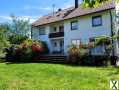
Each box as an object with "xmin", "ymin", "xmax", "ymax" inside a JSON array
[
  {"xmin": 0, "ymin": 24, "xmax": 10, "ymax": 54},
  {"xmin": 82, "ymin": 0, "xmax": 118, "ymax": 7},
  {"xmin": 10, "ymin": 15, "xmax": 31, "ymax": 37}
]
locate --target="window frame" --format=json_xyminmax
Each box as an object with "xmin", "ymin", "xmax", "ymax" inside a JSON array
[
  {"xmin": 39, "ymin": 27, "xmax": 46, "ymax": 35},
  {"xmin": 59, "ymin": 26, "xmax": 64, "ymax": 32},
  {"xmin": 71, "ymin": 20, "xmax": 78, "ymax": 30},
  {"xmin": 92, "ymin": 15, "xmax": 102, "ymax": 27},
  {"xmin": 71, "ymin": 39, "xmax": 81, "ymax": 47}
]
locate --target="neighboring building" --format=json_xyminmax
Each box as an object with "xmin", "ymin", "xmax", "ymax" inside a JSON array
[{"xmin": 32, "ymin": 0, "xmax": 119, "ymax": 57}]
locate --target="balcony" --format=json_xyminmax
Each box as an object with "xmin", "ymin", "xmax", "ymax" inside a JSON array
[{"xmin": 49, "ymin": 32, "xmax": 64, "ymax": 38}]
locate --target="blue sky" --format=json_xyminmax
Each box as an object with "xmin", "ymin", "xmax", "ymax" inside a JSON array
[{"xmin": 0, "ymin": 0, "xmax": 82, "ymax": 23}]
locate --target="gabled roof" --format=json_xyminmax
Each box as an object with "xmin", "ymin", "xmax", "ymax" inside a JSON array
[{"xmin": 32, "ymin": 1, "xmax": 115, "ymax": 27}]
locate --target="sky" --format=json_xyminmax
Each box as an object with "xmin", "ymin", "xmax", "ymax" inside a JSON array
[{"xmin": 0, "ymin": 0, "xmax": 82, "ymax": 23}]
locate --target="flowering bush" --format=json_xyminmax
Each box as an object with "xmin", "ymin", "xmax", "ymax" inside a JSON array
[
  {"xmin": 5, "ymin": 39, "xmax": 49, "ymax": 62},
  {"xmin": 68, "ymin": 45, "xmax": 82, "ymax": 64},
  {"xmin": 67, "ymin": 43, "xmax": 95, "ymax": 64},
  {"xmin": 32, "ymin": 43, "xmax": 43, "ymax": 53}
]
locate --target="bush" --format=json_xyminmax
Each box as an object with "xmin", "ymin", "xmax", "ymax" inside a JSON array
[
  {"xmin": 5, "ymin": 39, "xmax": 49, "ymax": 62},
  {"xmin": 67, "ymin": 45, "xmax": 89, "ymax": 64},
  {"xmin": 9, "ymin": 35, "xmax": 28, "ymax": 44},
  {"xmin": 0, "ymin": 27, "xmax": 10, "ymax": 54},
  {"xmin": 67, "ymin": 44, "xmax": 110, "ymax": 66},
  {"xmin": 80, "ymin": 55, "xmax": 109, "ymax": 66}
]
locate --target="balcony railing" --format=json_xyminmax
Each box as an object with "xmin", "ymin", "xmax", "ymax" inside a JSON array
[{"xmin": 49, "ymin": 32, "xmax": 64, "ymax": 38}]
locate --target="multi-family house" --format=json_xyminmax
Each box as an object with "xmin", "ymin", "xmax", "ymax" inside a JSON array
[{"xmin": 32, "ymin": 0, "xmax": 119, "ymax": 59}]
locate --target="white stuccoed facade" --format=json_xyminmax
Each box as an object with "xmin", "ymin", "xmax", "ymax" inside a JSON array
[
  {"xmin": 64, "ymin": 11, "xmax": 112, "ymax": 54},
  {"xmin": 115, "ymin": 1, "xmax": 119, "ymax": 66},
  {"xmin": 32, "ymin": 10, "xmax": 117, "ymax": 55}
]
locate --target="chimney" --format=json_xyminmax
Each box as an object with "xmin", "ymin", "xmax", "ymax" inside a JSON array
[
  {"xmin": 75, "ymin": 0, "xmax": 78, "ymax": 8},
  {"xmin": 58, "ymin": 8, "xmax": 62, "ymax": 12}
]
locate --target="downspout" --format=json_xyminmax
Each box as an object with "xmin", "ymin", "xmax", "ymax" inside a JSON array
[{"xmin": 109, "ymin": 10, "xmax": 115, "ymax": 57}]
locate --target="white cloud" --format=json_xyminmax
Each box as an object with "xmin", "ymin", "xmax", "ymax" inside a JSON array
[
  {"xmin": 24, "ymin": 5, "xmax": 52, "ymax": 11},
  {"xmin": 19, "ymin": 15, "xmax": 41, "ymax": 23},
  {"xmin": 0, "ymin": 16, "xmax": 11, "ymax": 20},
  {"xmin": 60, "ymin": 0, "xmax": 73, "ymax": 9},
  {"xmin": 61, "ymin": 0, "xmax": 82, "ymax": 9},
  {"xmin": 0, "ymin": 15, "xmax": 40, "ymax": 23}
]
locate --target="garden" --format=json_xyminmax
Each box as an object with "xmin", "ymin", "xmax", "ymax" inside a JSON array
[
  {"xmin": 0, "ymin": 15, "xmax": 118, "ymax": 66},
  {"xmin": 0, "ymin": 15, "xmax": 49, "ymax": 63},
  {"xmin": 0, "ymin": 14, "xmax": 119, "ymax": 90},
  {"xmin": 0, "ymin": 63, "xmax": 118, "ymax": 90}
]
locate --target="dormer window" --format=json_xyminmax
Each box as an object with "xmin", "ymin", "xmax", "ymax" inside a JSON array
[
  {"xmin": 92, "ymin": 15, "xmax": 102, "ymax": 27},
  {"xmin": 56, "ymin": 13, "xmax": 61, "ymax": 17},
  {"xmin": 46, "ymin": 16, "xmax": 52, "ymax": 19}
]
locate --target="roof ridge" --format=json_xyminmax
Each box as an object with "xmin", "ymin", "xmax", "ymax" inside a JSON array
[{"xmin": 32, "ymin": 1, "xmax": 115, "ymax": 26}]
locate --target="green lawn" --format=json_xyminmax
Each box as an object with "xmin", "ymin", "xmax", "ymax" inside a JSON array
[{"xmin": 0, "ymin": 63, "xmax": 119, "ymax": 90}]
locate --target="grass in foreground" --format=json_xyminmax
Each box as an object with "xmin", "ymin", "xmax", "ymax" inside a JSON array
[{"xmin": 0, "ymin": 63, "xmax": 119, "ymax": 90}]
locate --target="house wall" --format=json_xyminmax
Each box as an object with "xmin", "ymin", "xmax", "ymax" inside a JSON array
[
  {"xmin": 32, "ymin": 27, "xmax": 39, "ymax": 40},
  {"xmin": 32, "ymin": 10, "xmax": 113, "ymax": 55},
  {"xmin": 49, "ymin": 23, "xmax": 64, "ymax": 33},
  {"xmin": 64, "ymin": 11, "xmax": 112, "ymax": 55},
  {"xmin": 114, "ymin": 2, "xmax": 119, "ymax": 56},
  {"xmin": 32, "ymin": 26, "xmax": 52, "ymax": 53}
]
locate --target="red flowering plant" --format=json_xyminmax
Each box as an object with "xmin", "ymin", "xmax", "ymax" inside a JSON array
[
  {"xmin": 5, "ymin": 39, "xmax": 49, "ymax": 62},
  {"xmin": 32, "ymin": 42, "xmax": 44, "ymax": 53}
]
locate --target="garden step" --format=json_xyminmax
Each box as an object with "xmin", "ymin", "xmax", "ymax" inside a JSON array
[{"xmin": 37, "ymin": 55, "xmax": 67, "ymax": 63}]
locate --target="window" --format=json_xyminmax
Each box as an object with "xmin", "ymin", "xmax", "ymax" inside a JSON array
[
  {"xmin": 92, "ymin": 15, "xmax": 102, "ymax": 27},
  {"xmin": 60, "ymin": 40, "xmax": 64, "ymax": 47},
  {"xmin": 54, "ymin": 42, "xmax": 57, "ymax": 47},
  {"xmin": 71, "ymin": 39, "xmax": 80, "ymax": 46},
  {"xmin": 39, "ymin": 27, "xmax": 45, "ymax": 35},
  {"xmin": 71, "ymin": 21, "xmax": 78, "ymax": 30},
  {"xmin": 89, "ymin": 37, "xmax": 105, "ymax": 55},
  {"xmin": 53, "ymin": 27, "xmax": 57, "ymax": 32},
  {"xmin": 59, "ymin": 26, "xmax": 64, "ymax": 32}
]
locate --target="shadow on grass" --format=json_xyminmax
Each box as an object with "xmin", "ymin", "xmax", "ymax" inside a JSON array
[{"xmin": 4, "ymin": 61, "xmax": 111, "ymax": 69}]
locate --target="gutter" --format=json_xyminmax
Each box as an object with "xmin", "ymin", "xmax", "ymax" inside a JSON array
[{"xmin": 32, "ymin": 8, "xmax": 115, "ymax": 27}]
